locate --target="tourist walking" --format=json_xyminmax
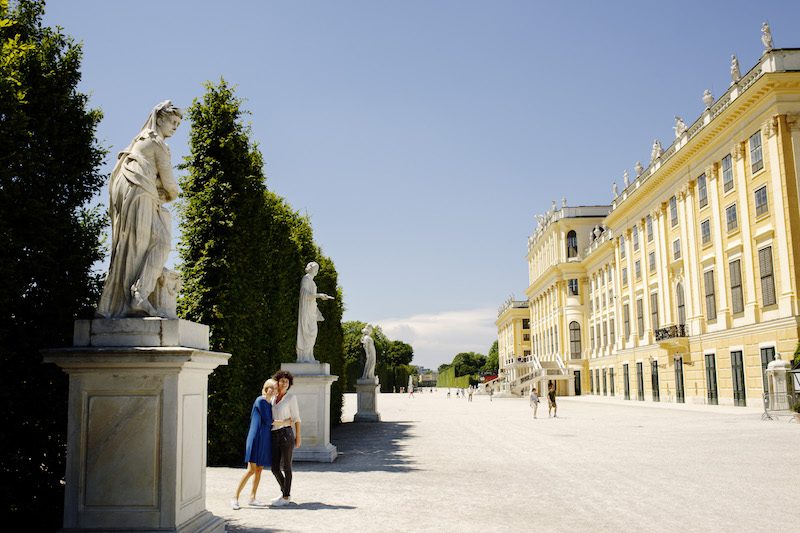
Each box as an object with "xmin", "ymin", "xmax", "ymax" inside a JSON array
[
  {"xmin": 488, "ymin": 388, "xmax": 493, "ymax": 402},
  {"xmin": 230, "ymin": 378, "xmax": 280, "ymax": 510},
  {"xmin": 547, "ymin": 382, "xmax": 557, "ymax": 418},
  {"xmin": 270, "ymin": 370, "xmax": 302, "ymax": 506},
  {"xmin": 468, "ymin": 388, "xmax": 473, "ymax": 402},
  {"xmin": 529, "ymin": 387, "xmax": 540, "ymax": 418}
]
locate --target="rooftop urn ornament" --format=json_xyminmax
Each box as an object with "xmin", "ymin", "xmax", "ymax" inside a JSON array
[
  {"xmin": 296, "ymin": 261, "xmax": 335, "ymax": 363},
  {"xmin": 761, "ymin": 22, "xmax": 773, "ymax": 52},
  {"xmin": 612, "ymin": 181, "xmax": 618, "ymax": 198},
  {"xmin": 674, "ymin": 116, "xmax": 688, "ymax": 138},
  {"xmin": 702, "ymin": 89, "xmax": 714, "ymax": 108},
  {"xmin": 96, "ymin": 100, "xmax": 183, "ymax": 319},
  {"xmin": 650, "ymin": 139, "xmax": 663, "ymax": 163},
  {"xmin": 634, "ymin": 161, "xmax": 644, "ymax": 176},
  {"xmin": 623, "ymin": 170, "xmax": 630, "ymax": 188},
  {"xmin": 730, "ymin": 55, "xmax": 741, "ymax": 84}
]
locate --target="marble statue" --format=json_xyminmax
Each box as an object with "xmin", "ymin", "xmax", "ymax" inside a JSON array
[
  {"xmin": 360, "ymin": 325, "xmax": 376, "ymax": 380},
  {"xmin": 634, "ymin": 161, "xmax": 644, "ymax": 176},
  {"xmin": 730, "ymin": 55, "xmax": 741, "ymax": 84},
  {"xmin": 702, "ymin": 89, "xmax": 714, "ymax": 108},
  {"xmin": 561, "ymin": 197, "xmax": 567, "ymax": 208},
  {"xmin": 674, "ymin": 116, "xmax": 688, "ymax": 137},
  {"xmin": 612, "ymin": 181, "xmax": 618, "ymax": 198},
  {"xmin": 650, "ymin": 139, "xmax": 663, "ymax": 162},
  {"xmin": 296, "ymin": 261, "xmax": 334, "ymax": 362},
  {"xmin": 623, "ymin": 170, "xmax": 629, "ymax": 188},
  {"xmin": 761, "ymin": 22, "xmax": 773, "ymax": 52},
  {"xmin": 96, "ymin": 101, "xmax": 182, "ymax": 318}
]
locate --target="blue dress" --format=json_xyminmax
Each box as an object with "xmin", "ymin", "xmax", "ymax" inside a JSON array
[{"xmin": 244, "ymin": 396, "xmax": 272, "ymax": 466}]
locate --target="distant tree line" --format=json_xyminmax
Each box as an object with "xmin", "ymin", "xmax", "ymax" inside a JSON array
[
  {"xmin": 436, "ymin": 340, "xmax": 499, "ymax": 387},
  {"xmin": 342, "ymin": 321, "xmax": 415, "ymax": 392}
]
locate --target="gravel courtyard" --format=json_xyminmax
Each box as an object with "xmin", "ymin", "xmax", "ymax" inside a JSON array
[{"xmin": 207, "ymin": 391, "xmax": 797, "ymax": 533}]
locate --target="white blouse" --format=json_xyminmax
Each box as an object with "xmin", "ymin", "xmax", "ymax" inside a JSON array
[{"xmin": 271, "ymin": 392, "xmax": 301, "ymax": 428}]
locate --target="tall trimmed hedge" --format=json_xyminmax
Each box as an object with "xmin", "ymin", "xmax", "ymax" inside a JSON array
[
  {"xmin": 178, "ymin": 80, "xmax": 345, "ymax": 465},
  {"xmin": 436, "ymin": 366, "xmax": 473, "ymax": 388}
]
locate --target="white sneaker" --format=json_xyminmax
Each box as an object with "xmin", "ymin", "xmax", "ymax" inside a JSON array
[
  {"xmin": 230, "ymin": 498, "xmax": 240, "ymax": 510},
  {"xmin": 271, "ymin": 496, "xmax": 291, "ymax": 507},
  {"xmin": 248, "ymin": 499, "xmax": 267, "ymax": 507}
]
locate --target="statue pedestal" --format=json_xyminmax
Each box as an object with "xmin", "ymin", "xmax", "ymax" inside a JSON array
[
  {"xmin": 43, "ymin": 318, "xmax": 229, "ymax": 533},
  {"xmin": 354, "ymin": 377, "xmax": 381, "ymax": 422},
  {"xmin": 280, "ymin": 362, "xmax": 338, "ymax": 462}
]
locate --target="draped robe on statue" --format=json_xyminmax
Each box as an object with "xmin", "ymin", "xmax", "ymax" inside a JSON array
[
  {"xmin": 96, "ymin": 102, "xmax": 179, "ymax": 318},
  {"xmin": 296, "ymin": 274, "xmax": 324, "ymax": 362}
]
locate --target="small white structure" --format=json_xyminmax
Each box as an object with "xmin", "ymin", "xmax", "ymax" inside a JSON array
[
  {"xmin": 766, "ymin": 354, "xmax": 791, "ymax": 411},
  {"xmin": 45, "ymin": 318, "xmax": 229, "ymax": 533}
]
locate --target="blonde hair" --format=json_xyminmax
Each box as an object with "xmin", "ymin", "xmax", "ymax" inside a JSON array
[{"xmin": 262, "ymin": 378, "xmax": 278, "ymax": 398}]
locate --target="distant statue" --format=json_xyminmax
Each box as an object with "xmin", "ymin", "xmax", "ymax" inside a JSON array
[
  {"xmin": 96, "ymin": 100, "xmax": 182, "ymax": 318},
  {"xmin": 551, "ymin": 200, "xmax": 557, "ymax": 213},
  {"xmin": 634, "ymin": 161, "xmax": 644, "ymax": 176},
  {"xmin": 296, "ymin": 261, "xmax": 334, "ymax": 363},
  {"xmin": 650, "ymin": 139, "xmax": 663, "ymax": 162},
  {"xmin": 360, "ymin": 325, "xmax": 376, "ymax": 380},
  {"xmin": 731, "ymin": 55, "xmax": 741, "ymax": 84},
  {"xmin": 561, "ymin": 197, "xmax": 567, "ymax": 208},
  {"xmin": 702, "ymin": 89, "xmax": 714, "ymax": 108},
  {"xmin": 623, "ymin": 170, "xmax": 630, "ymax": 188},
  {"xmin": 674, "ymin": 116, "xmax": 688, "ymax": 137},
  {"xmin": 612, "ymin": 181, "xmax": 618, "ymax": 198},
  {"xmin": 761, "ymin": 22, "xmax": 773, "ymax": 52}
]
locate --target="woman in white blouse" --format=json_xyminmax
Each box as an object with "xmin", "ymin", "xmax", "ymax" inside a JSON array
[{"xmin": 270, "ymin": 370, "xmax": 301, "ymax": 506}]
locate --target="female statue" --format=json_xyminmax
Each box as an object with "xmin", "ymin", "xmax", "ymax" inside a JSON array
[
  {"xmin": 296, "ymin": 262, "xmax": 334, "ymax": 362},
  {"xmin": 96, "ymin": 101, "xmax": 182, "ymax": 318},
  {"xmin": 361, "ymin": 325, "xmax": 376, "ymax": 380}
]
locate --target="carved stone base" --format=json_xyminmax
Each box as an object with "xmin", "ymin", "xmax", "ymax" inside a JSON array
[
  {"xmin": 43, "ymin": 319, "xmax": 228, "ymax": 532},
  {"xmin": 354, "ymin": 378, "xmax": 381, "ymax": 422},
  {"xmin": 280, "ymin": 362, "xmax": 339, "ymax": 462}
]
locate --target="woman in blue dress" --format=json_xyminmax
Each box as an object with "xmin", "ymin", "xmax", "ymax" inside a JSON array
[{"xmin": 231, "ymin": 378, "xmax": 285, "ymax": 509}]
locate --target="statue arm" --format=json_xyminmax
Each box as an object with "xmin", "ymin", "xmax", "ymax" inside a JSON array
[{"xmin": 154, "ymin": 142, "xmax": 179, "ymax": 202}]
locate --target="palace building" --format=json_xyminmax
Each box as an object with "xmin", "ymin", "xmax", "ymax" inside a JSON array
[{"xmin": 496, "ymin": 45, "xmax": 800, "ymax": 408}]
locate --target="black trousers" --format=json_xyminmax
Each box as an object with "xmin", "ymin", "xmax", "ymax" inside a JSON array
[{"xmin": 271, "ymin": 427, "xmax": 295, "ymax": 497}]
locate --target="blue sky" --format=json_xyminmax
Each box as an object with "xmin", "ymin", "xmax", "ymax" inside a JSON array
[{"xmin": 43, "ymin": 1, "xmax": 799, "ymax": 369}]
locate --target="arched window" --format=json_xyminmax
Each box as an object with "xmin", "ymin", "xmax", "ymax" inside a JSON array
[
  {"xmin": 569, "ymin": 321, "xmax": 582, "ymax": 359},
  {"xmin": 676, "ymin": 283, "xmax": 686, "ymax": 326},
  {"xmin": 567, "ymin": 230, "xmax": 578, "ymax": 258}
]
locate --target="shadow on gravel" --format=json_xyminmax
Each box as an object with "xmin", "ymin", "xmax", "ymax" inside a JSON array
[
  {"xmin": 294, "ymin": 421, "xmax": 418, "ymax": 473},
  {"xmin": 225, "ymin": 521, "xmax": 287, "ymax": 533},
  {"xmin": 271, "ymin": 502, "xmax": 357, "ymax": 510}
]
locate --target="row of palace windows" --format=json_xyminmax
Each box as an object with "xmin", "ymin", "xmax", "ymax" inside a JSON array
[
  {"xmin": 619, "ymin": 129, "xmax": 767, "ymax": 263},
  {"xmin": 589, "ymin": 347, "xmax": 775, "ymax": 407}
]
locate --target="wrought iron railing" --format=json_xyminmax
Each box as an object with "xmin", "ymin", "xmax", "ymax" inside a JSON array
[{"xmin": 655, "ymin": 324, "xmax": 687, "ymax": 341}]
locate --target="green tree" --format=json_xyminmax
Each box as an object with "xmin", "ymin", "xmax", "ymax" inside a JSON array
[
  {"xmin": 452, "ymin": 351, "xmax": 487, "ymax": 377},
  {"xmin": 178, "ymin": 79, "xmax": 272, "ymax": 464},
  {"xmin": 0, "ymin": 1, "xmax": 106, "ymax": 528},
  {"xmin": 482, "ymin": 340, "xmax": 499, "ymax": 374},
  {"xmin": 384, "ymin": 340, "xmax": 414, "ymax": 367}
]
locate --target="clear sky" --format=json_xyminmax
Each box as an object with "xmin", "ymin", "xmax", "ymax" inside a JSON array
[{"xmin": 43, "ymin": 0, "xmax": 799, "ymax": 370}]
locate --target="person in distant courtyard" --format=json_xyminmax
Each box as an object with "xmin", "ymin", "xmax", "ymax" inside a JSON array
[
  {"xmin": 488, "ymin": 388, "xmax": 494, "ymax": 402},
  {"xmin": 408, "ymin": 385, "xmax": 414, "ymax": 398},
  {"xmin": 231, "ymin": 378, "xmax": 290, "ymax": 510},
  {"xmin": 529, "ymin": 387, "xmax": 540, "ymax": 419},
  {"xmin": 547, "ymin": 381, "xmax": 557, "ymax": 418},
  {"xmin": 447, "ymin": 389, "xmax": 451, "ymax": 398},
  {"xmin": 468, "ymin": 388, "xmax": 473, "ymax": 402}
]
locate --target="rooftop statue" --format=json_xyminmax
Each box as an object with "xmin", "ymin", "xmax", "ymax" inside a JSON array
[
  {"xmin": 623, "ymin": 170, "xmax": 629, "ymax": 188},
  {"xmin": 731, "ymin": 55, "xmax": 741, "ymax": 84},
  {"xmin": 634, "ymin": 161, "xmax": 644, "ymax": 176},
  {"xmin": 650, "ymin": 139, "xmax": 663, "ymax": 163},
  {"xmin": 296, "ymin": 261, "xmax": 335, "ymax": 363},
  {"xmin": 674, "ymin": 116, "xmax": 688, "ymax": 138},
  {"xmin": 96, "ymin": 101, "xmax": 182, "ymax": 318},
  {"xmin": 702, "ymin": 89, "xmax": 714, "ymax": 109},
  {"xmin": 761, "ymin": 22, "xmax": 773, "ymax": 52},
  {"xmin": 612, "ymin": 181, "xmax": 618, "ymax": 198}
]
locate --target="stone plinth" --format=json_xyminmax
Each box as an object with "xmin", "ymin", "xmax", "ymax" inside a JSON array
[
  {"xmin": 43, "ymin": 318, "xmax": 229, "ymax": 533},
  {"xmin": 354, "ymin": 377, "xmax": 381, "ymax": 422},
  {"xmin": 766, "ymin": 356, "xmax": 791, "ymax": 411},
  {"xmin": 281, "ymin": 362, "xmax": 338, "ymax": 462}
]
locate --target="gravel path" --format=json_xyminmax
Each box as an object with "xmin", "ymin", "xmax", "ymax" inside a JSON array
[{"xmin": 206, "ymin": 392, "xmax": 797, "ymax": 532}]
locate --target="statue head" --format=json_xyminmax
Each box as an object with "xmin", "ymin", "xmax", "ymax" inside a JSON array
[
  {"xmin": 155, "ymin": 101, "xmax": 182, "ymax": 139},
  {"xmin": 362, "ymin": 325, "xmax": 373, "ymax": 335},
  {"xmin": 305, "ymin": 261, "xmax": 320, "ymax": 276}
]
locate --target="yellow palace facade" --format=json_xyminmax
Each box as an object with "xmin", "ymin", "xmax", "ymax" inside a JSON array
[{"xmin": 496, "ymin": 47, "xmax": 800, "ymax": 408}]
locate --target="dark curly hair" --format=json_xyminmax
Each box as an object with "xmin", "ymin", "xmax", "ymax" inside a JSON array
[{"xmin": 272, "ymin": 370, "xmax": 294, "ymax": 389}]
